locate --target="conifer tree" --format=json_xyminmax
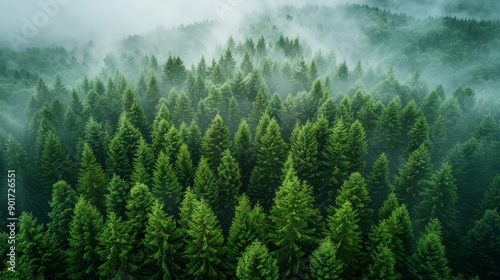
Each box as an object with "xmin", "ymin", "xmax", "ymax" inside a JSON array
[
  {"xmin": 98, "ymin": 212, "xmax": 135, "ymax": 279},
  {"xmin": 128, "ymin": 99, "xmax": 150, "ymax": 140},
  {"xmin": 225, "ymin": 195, "xmax": 267, "ymax": 277},
  {"xmin": 77, "ymin": 143, "xmax": 108, "ymax": 215},
  {"xmin": 290, "ymin": 121, "xmax": 320, "ymax": 189},
  {"xmin": 378, "ymin": 192, "xmax": 400, "ymax": 221},
  {"xmin": 326, "ymin": 200, "xmax": 363, "ymax": 279},
  {"xmin": 48, "ymin": 181, "xmax": 77, "ymax": 249},
  {"xmin": 236, "ymin": 241, "xmax": 279, "ymax": 280},
  {"xmin": 152, "ymin": 151, "xmax": 182, "ymax": 215},
  {"xmin": 421, "ymin": 89, "xmax": 442, "ymax": 124},
  {"xmin": 202, "ymin": 114, "xmax": 232, "ymax": 171},
  {"xmin": 347, "ymin": 120, "xmax": 368, "ymax": 175},
  {"xmin": 374, "ymin": 97, "xmax": 402, "ymax": 168},
  {"xmin": 234, "ymin": 120, "xmax": 255, "ymax": 192},
  {"xmin": 142, "ymin": 200, "xmax": 182, "ymax": 279},
  {"xmin": 193, "ymin": 157, "xmax": 218, "ymax": 208},
  {"xmin": 410, "ymin": 221, "xmax": 451, "ymax": 280},
  {"xmin": 105, "ymin": 175, "xmax": 130, "ymax": 219},
  {"xmin": 164, "ymin": 125, "xmax": 182, "ymax": 165},
  {"xmin": 178, "ymin": 187, "xmax": 198, "ymax": 241},
  {"xmin": 367, "ymin": 153, "xmax": 391, "ymax": 216},
  {"xmin": 152, "ymin": 105, "xmax": 173, "ymax": 155},
  {"xmin": 83, "ymin": 116, "xmax": 109, "ymax": 168},
  {"xmin": 17, "ymin": 212, "xmax": 61, "ymax": 279},
  {"xmin": 404, "ymin": 115, "xmax": 430, "ymax": 158},
  {"xmin": 217, "ymin": 149, "xmax": 241, "ymax": 230},
  {"xmin": 183, "ymin": 199, "xmax": 226, "ymax": 279},
  {"xmin": 269, "ymin": 166, "xmax": 322, "ymax": 278},
  {"xmin": 249, "ymin": 118, "xmax": 287, "ymax": 211},
  {"xmin": 367, "ymin": 243, "xmax": 398, "ymax": 280},
  {"xmin": 131, "ymin": 138, "xmax": 155, "ymax": 187},
  {"xmin": 309, "ymin": 239, "xmax": 343, "ymax": 280},
  {"xmin": 478, "ymin": 174, "xmax": 500, "ymax": 215},
  {"xmin": 67, "ymin": 197, "xmax": 104, "ymax": 279},
  {"xmin": 175, "ymin": 143, "xmax": 194, "ymax": 188},
  {"xmin": 145, "ymin": 73, "xmax": 161, "ymax": 123},
  {"xmin": 335, "ymin": 172, "xmax": 373, "ymax": 235},
  {"xmin": 394, "ymin": 144, "xmax": 432, "ymax": 216}
]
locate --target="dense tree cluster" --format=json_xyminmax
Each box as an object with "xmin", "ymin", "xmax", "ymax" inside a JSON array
[{"xmin": 1, "ymin": 4, "xmax": 500, "ymax": 280}]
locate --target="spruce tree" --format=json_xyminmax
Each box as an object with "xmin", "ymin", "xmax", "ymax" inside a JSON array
[
  {"xmin": 217, "ymin": 149, "xmax": 241, "ymax": 231},
  {"xmin": 248, "ymin": 118, "xmax": 287, "ymax": 211},
  {"xmin": 48, "ymin": 180, "xmax": 77, "ymax": 249},
  {"xmin": 128, "ymin": 99, "xmax": 150, "ymax": 140},
  {"xmin": 308, "ymin": 239, "xmax": 343, "ymax": 280},
  {"xmin": 478, "ymin": 174, "xmax": 500, "ymax": 215},
  {"xmin": 234, "ymin": 120, "xmax": 255, "ymax": 192},
  {"xmin": 164, "ymin": 125, "xmax": 182, "ymax": 165},
  {"xmin": 77, "ymin": 143, "xmax": 108, "ymax": 215},
  {"xmin": 404, "ymin": 115, "xmax": 430, "ymax": 158},
  {"xmin": 193, "ymin": 157, "xmax": 218, "ymax": 209},
  {"xmin": 98, "ymin": 212, "xmax": 135, "ymax": 279},
  {"xmin": 152, "ymin": 151, "xmax": 182, "ymax": 216},
  {"xmin": 152, "ymin": 105, "xmax": 173, "ymax": 155},
  {"xmin": 335, "ymin": 172, "xmax": 373, "ymax": 235},
  {"xmin": 105, "ymin": 175, "xmax": 130, "ymax": 219},
  {"xmin": 374, "ymin": 97, "xmax": 402, "ymax": 168},
  {"xmin": 367, "ymin": 153, "xmax": 391, "ymax": 216},
  {"xmin": 17, "ymin": 212, "xmax": 61, "ymax": 279},
  {"xmin": 225, "ymin": 195, "xmax": 267, "ymax": 277},
  {"xmin": 145, "ymin": 73, "xmax": 161, "ymax": 123},
  {"xmin": 83, "ymin": 116, "xmax": 109, "ymax": 168},
  {"xmin": 142, "ymin": 200, "xmax": 182, "ymax": 279},
  {"xmin": 202, "ymin": 114, "xmax": 232, "ymax": 171},
  {"xmin": 367, "ymin": 243, "xmax": 398, "ymax": 280},
  {"xmin": 269, "ymin": 166, "xmax": 322, "ymax": 278},
  {"xmin": 289, "ymin": 121, "xmax": 320, "ymax": 189},
  {"xmin": 347, "ymin": 120, "xmax": 368, "ymax": 175},
  {"xmin": 175, "ymin": 143, "xmax": 194, "ymax": 189},
  {"xmin": 131, "ymin": 138, "xmax": 155, "ymax": 187},
  {"xmin": 183, "ymin": 199, "xmax": 226, "ymax": 279},
  {"xmin": 67, "ymin": 197, "xmax": 104, "ymax": 279},
  {"xmin": 236, "ymin": 241, "xmax": 279, "ymax": 280},
  {"xmin": 326, "ymin": 200, "xmax": 363, "ymax": 279},
  {"xmin": 378, "ymin": 192, "xmax": 400, "ymax": 221}
]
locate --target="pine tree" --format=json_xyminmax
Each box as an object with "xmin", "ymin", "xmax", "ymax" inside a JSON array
[
  {"xmin": 48, "ymin": 181, "xmax": 77, "ymax": 249},
  {"xmin": 326, "ymin": 200, "xmax": 362, "ymax": 279},
  {"xmin": 67, "ymin": 197, "xmax": 104, "ymax": 279},
  {"xmin": 335, "ymin": 172, "xmax": 373, "ymax": 235},
  {"xmin": 289, "ymin": 121, "xmax": 320, "ymax": 189},
  {"xmin": 404, "ymin": 115, "xmax": 430, "ymax": 158},
  {"xmin": 234, "ymin": 120, "xmax": 255, "ymax": 192},
  {"xmin": 367, "ymin": 243, "xmax": 398, "ymax": 280},
  {"xmin": 225, "ymin": 195, "xmax": 267, "ymax": 277},
  {"xmin": 152, "ymin": 151, "xmax": 182, "ymax": 216},
  {"xmin": 142, "ymin": 200, "xmax": 182, "ymax": 279},
  {"xmin": 478, "ymin": 174, "xmax": 500, "ymax": 215},
  {"xmin": 347, "ymin": 120, "xmax": 368, "ymax": 175},
  {"xmin": 106, "ymin": 115, "xmax": 142, "ymax": 182},
  {"xmin": 308, "ymin": 239, "xmax": 343, "ymax": 280},
  {"xmin": 152, "ymin": 105, "xmax": 173, "ymax": 155},
  {"xmin": 367, "ymin": 153, "xmax": 391, "ymax": 216},
  {"xmin": 98, "ymin": 212, "xmax": 135, "ymax": 279},
  {"xmin": 374, "ymin": 97, "xmax": 402, "ymax": 168},
  {"xmin": 410, "ymin": 221, "xmax": 451, "ymax": 280},
  {"xmin": 175, "ymin": 143, "xmax": 194, "ymax": 189},
  {"xmin": 462, "ymin": 209, "xmax": 500, "ymax": 279},
  {"xmin": 421, "ymin": 89, "xmax": 442, "ymax": 124},
  {"xmin": 145, "ymin": 74, "xmax": 161, "ymax": 123},
  {"xmin": 378, "ymin": 192, "xmax": 400, "ymax": 221},
  {"xmin": 269, "ymin": 166, "xmax": 322, "ymax": 278},
  {"xmin": 17, "ymin": 212, "xmax": 61, "ymax": 279},
  {"xmin": 173, "ymin": 92, "xmax": 195, "ymax": 126},
  {"xmin": 128, "ymin": 99, "xmax": 150, "ymax": 140},
  {"xmin": 183, "ymin": 199, "xmax": 226, "ymax": 279},
  {"xmin": 249, "ymin": 89, "xmax": 269, "ymax": 131},
  {"xmin": 131, "ymin": 138, "xmax": 155, "ymax": 187},
  {"xmin": 164, "ymin": 125, "xmax": 182, "ymax": 166},
  {"xmin": 178, "ymin": 187, "xmax": 198, "ymax": 241},
  {"xmin": 105, "ymin": 175, "xmax": 130, "ymax": 219},
  {"xmin": 335, "ymin": 96, "xmax": 354, "ymax": 126},
  {"xmin": 125, "ymin": 184, "xmax": 155, "ymax": 258},
  {"xmin": 83, "ymin": 116, "xmax": 109, "ymax": 168},
  {"xmin": 217, "ymin": 149, "xmax": 241, "ymax": 231},
  {"xmin": 202, "ymin": 114, "xmax": 232, "ymax": 171},
  {"xmin": 249, "ymin": 119, "xmax": 287, "ymax": 211},
  {"xmin": 236, "ymin": 241, "xmax": 279, "ymax": 280},
  {"xmin": 77, "ymin": 143, "xmax": 108, "ymax": 215},
  {"xmin": 394, "ymin": 144, "xmax": 432, "ymax": 216},
  {"xmin": 193, "ymin": 157, "xmax": 218, "ymax": 208}
]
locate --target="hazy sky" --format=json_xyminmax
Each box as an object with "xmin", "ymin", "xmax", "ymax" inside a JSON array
[{"xmin": 0, "ymin": 0, "xmax": 343, "ymax": 44}]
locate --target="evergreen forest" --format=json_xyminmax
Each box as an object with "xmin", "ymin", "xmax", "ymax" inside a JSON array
[{"xmin": 0, "ymin": 2, "xmax": 499, "ymax": 279}]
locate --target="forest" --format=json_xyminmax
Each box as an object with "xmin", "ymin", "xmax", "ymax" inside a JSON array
[{"xmin": 0, "ymin": 2, "xmax": 500, "ymax": 280}]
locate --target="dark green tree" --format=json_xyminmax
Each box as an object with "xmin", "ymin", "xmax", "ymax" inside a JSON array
[
  {"xmin": 48, "ymin": 181, "xmax": 77, "ymax": 249},
  {"xmin": 404, "ymin": 115, "xmax": 430, "ymax": 158},
  {"xmin": 347, "ymin": 120, "xmax": 368, "ymax": 175},
  {"xmin": 105, "ymin": 175, "xmax": 130, "ymax": 219},
  {"xmin": 152, "ymin": 151, "xmax": 182, "ymax": 216},
  {"xmin": 175, "ymin": 143, "xmax": 194, "ymax": 189},
  {"xmin": 193, "ymin": 157, "xmax": 218, "ymax": 208},
  {"xmin": 202, "ymin": 114, "xmax": 232, "ymax": 171},
  {"xmin": 308, "ymin": 239, "xmax": 343, "ymax": 280},
  {"xmin": 236, "ymin": 241, "xmax": 278, "ymax": 280},
  {"xmin": 289, "ymin": 121, "xmax": 320, "ymax": 189},
  {"xmin": 216, "ymin": 149, "xmax": 241, "ymax": 231},
  {"xmin": 77, "ymin": 143, "xmax": 108, "ymax": 215},
  {"xmin": 234, "ymin": 120, "xmax": 255, "ymax": 192},
  {"xmin": 131, "ymin": 138, "xmax": 155, "ymax": 187},
  {"xmin": 367, "ymin": 153, "xmax": 391, "ymax": 216},
  {"xmin": 367, "ymin": 243, "xmax": 397, "ymax": 280}
]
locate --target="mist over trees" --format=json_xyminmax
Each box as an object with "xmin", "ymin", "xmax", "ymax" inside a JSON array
[{"xmin": 0, "ymin": 2, "xmax": 500, "ymax": 279}]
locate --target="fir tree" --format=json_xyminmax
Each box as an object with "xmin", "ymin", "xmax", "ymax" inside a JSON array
[
  {"xmin": 404, "ymin": 115, "xmax": 430, "ymax": 158},
  {"xmin": 236, "ymin": 241, "xmax": 279, "ymax": 280},
  {"xmin": 234, "ymin": 120, "xmax": 255, "ymax": 192},
  {"xmin": 152, "ymin": 151, "xmax": 182, "ymax": 216},
  {"xmin": 193, "ymin": 157, "xmax": 218, "ymax": 208},
  {"xmin": 378, "ymin": 192, "xmax": 400, "ymax": 221},
  {"xmin": 77, "ymin": 143, "xmax": 108, "ymax": 215},
  {"xmin": 67, "ymin": 197, "xmax": 104, "ymax": 279},
  {"xmin": 98, "ymin": 212, "xmax": 135, "ymax": 279},
  {"xmin": 367, "ymin": 153, "xmax": 391, "ymax": 217},
  {"xmin": 142, "ymin": 200, "xmax": 182, "ymax": 279},
  {"xmin": 202, "ymin": 114, "xmax": 232, "ymax": 171},
  {"xmin": 367, "ymin": 243, "xmax": 398, "ymax": 280},
  {"xmin": 347, "ymin": 120, "xmax": 368, "ymax": 175},
  {"xmin": 145, "ymin": 73, "xmax": 161, "ymax": 123},
  {"xmin": 105, "ymin": 175, "xmax": 130, "ymax": 219},
  {"xmin": 175, "ymin": 143, "xmax": 194, "ymax": 189},
  {"xmin": 183, "ymin": 199, "xmax": 226, "ymax": 279},
  {"xmin": 164, "ymin": 125, "xmax": 182, "ymax": 166},
  {"xmin": 308, "ymin": 239, "xmax": 343, "ymax": 280},
  {"xmin": 216, "ymin": 149, "xmax": 241, "ymax": 231},
  {"xmin": 131, "ymin": 138, "xmax": 155, "ymax": 187},
  {"xmin": 48, "ymin": 181, "xmax": 77, "ymax": 249},
  {"xmin": 478, "ymin": 174, "xmax": 500, "ymax": 215},
  {"xmin": 269, "ymin": 166, "xmax": 322, "ymax": 278},
  {"xmin": 289, "ymin": 121, "xmax": 320, "ymax": 189}
]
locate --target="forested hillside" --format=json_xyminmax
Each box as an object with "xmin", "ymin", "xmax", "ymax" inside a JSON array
[{"xmin": 0, "ymin": 3, "xmax": 499, "ymax": 280}]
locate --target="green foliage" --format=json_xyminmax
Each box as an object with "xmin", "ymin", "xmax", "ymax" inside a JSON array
[
  {"xmin": 152, "ymin": 151, "xmax": 182, "ymax": 215},
  {"xmin": 289, "ymin": 121, "xmax": 320, "ymax": 188},
  {"xmin": 105, "ymin": 175, "xmax": 130, "ymax": 219},
  {"xmin": 368, "ymin": 153, "xmax": 392, "ymax": 216},
  {"xmin": 183, "ymin": 199, "xmax": 226, "ymax": 279},
  {"xmin": 193, "ymin": 157, "xmax": 218, "ymax": 208},
  {"xmin": 367, "ymin": 243, "xmax": 398, "ymax": 280},
  {"xmin": 67, "ymin": 197, "xmax": 104, "ymax": 279},
  {"xmin": 216, "ymin": 149, "xmax": 241, "ymax": 230},
  {"xmin": 202, "ymin": 114, "xmax": 232, "ymax": 171},
  {"xmin": 236, "ymin": 241, "xmax": 278, "ymax": 280},
  {"xmin": 77, "ymin": 143, "xmax": 108, "ymax": 215},
  {"xmin": 308, "ymin": 239, "xmax": 343, "ymax": 280},
  {"xmin": 234, "ymin": 120, "xmax": 255, "ymax": 191},
  {"xmin": 175, "ymin": 143, "xmax": 194, "ymax": 188},
  {"xmin": 269, "ymin": 166, "xmax": 322, "ymax": 278},
  {"xmin": 48, "ymin": 181, "xmax": 77, "ymax": 249},
  {"xmin": 347, "ymin": 120, "xmax": 368, "ymax": 175}
]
